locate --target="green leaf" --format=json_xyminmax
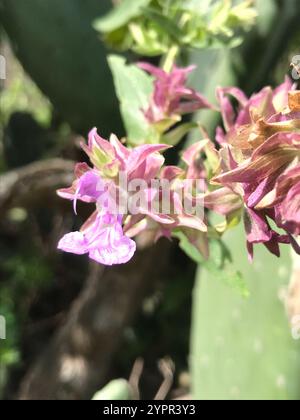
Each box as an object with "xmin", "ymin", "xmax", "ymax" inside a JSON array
[
  {"xmin": 108, "ymin": 55, "xmax": 156, "ymax": 145},
  {"xmin": 92, "ymin": 379, "xmax": 132, "ymax": 400},
  {"xmin": 182, "ymin": 0, "xmax": 214, "ymax": 14},
  {"xmin": 162, "ymin": 122, "xmax": 199, "ymax": 146},
  {"xmin": 142, "ymin": 7, "xmax": 184, "ymax": 42},
  {"xmin": 95, "ymin": 0, "xmax": 256, "ymax": 54},
  {"xmin": 94, "ymin": 0, "xmax": 152, "ymax": 33},
  {"xmin": 174, "ymin": 231, "xmax": 205, "ymax": 265},
  {"xmin": 101, "ymin": 26, "xmax": 133, "ymax": 52},
  {"xmin": 129, "ymin": 22, "xmax": 168, "ymax": 56},
  {"xmin": 207, "ymin": 240, "xmax": 249, "ymax": 298},
  {"xmin": 174, "ymin": 231, "xmax": 249, "ymax": 298},
  {"xmin": 191, "ymin": 225, "xmax": 300, "ymax": 400}
]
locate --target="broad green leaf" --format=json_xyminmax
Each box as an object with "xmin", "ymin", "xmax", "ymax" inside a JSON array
[
  {"xmin": 191, "ymin": 225, "xmax": 300, "ymax": 400},
  {"xmin": 207, "ymin": 240, "xmax": 249, "ymax": 298},
  {"xmin": 108, "ymin": 55, "xmax": 156, "ymax": 145},
  {"xmin": 93, "ymin": 0, "xmax": 151, "ymax": 33},
  {"xmin": 174, "ymin": 231, "xmax": 249, "ymax": 298},
  {"xmin": 92, "ymin": 379, "xmax": 132, "ymax": 400}
]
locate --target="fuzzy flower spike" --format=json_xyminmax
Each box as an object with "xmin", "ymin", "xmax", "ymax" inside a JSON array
[
  {"xmin": 138, "ymin": 63, "xmax": 214, "ymax": 132},
  {"xmin": 209, "ymin": 79, "xmax": 300, "ymax": 259},
  {"xmin": 57, "ymin": 129, "xmax": 174, "ymax": 266}
]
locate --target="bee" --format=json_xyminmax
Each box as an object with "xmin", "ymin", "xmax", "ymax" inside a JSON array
[{"xmin": 290, "ymin": 57, "xmax": 300, "ymax": 81}]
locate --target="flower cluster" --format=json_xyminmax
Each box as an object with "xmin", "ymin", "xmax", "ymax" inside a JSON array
[
  {"xmin": 58, "ymin": 128, "xmax": 207, "ymax": 265},
  {"xmin": 206, "ymin": 78, "xmax": 300, "ymax": 260},
  {"xmin": 58, "ymin": 128, "xmax": 168, "ymax": 265},
  {"xmin": 58, "ymin": 64, "xmax": 300, "ymax": 266},
  {"xmin": 138, "ymin": 63, "xmax": 213, "ymax": 132}
]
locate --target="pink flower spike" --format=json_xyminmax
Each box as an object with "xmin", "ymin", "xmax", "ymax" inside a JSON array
[
  {"xmin": 81, "ymin": 128, "xmax": 171, "ymax": 182},
  {"xmin": 138, "ymin": 63, "xmax": 213, "ymax": 125}
]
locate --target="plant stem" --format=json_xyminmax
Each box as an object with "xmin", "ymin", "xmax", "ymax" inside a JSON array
[{"xmin": 162, "ymin": 44, "xmax": 180, "ymax": 73}]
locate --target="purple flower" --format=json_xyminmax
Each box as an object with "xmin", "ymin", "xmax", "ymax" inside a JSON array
[
  {"xmin": 58, "ymin": 166, "xmax": 105, "ymax": 214},
  {"xmin": 57, "ymin": 128, "xmax": 173, "ymax": 266},
  {"xmin": 244, "ymin": 208, "xmax": 276, "ymax": 261},
  {"xmin": 58, "ymin": 213, "xmax": 136, "ymax": 266},
  {"xmin": 208, "ymin": 80, "xmax": 300, "ymax": 258},
  {"xmin": 83, "ymin": 128, "xmax": 170, "ymax": 181},
  {"xmin": 182, "ymin": 141, "xmax": 207, "ymax": 182},
  {"xmin": 268, "ymin": 166, "xmax": 300, "ymax": 238},
  {"xmin": 216, "ymin": 77, "xmax": 295, "ymax": 151},
  {"xmin": 138, "ymin": 63, "xmax": 213, "ymax": 128}
]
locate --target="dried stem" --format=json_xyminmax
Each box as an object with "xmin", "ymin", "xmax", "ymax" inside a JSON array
[
  {"xmin": 128, "ymin": 358, "xmax": 144, "ymax": 400},
  {"xmin": 154, "ymin": 358, "xmax": 175, "ymax": 401},
  {"xmin": 0, "ymin": 158, "xmax": 75, "ymax": 212}
]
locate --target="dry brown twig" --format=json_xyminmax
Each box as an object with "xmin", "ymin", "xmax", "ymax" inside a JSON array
[
  {"xmin": 128, "ymin": 358, "xmax": 144, "ymax": 400},
  {"xmin": 154, "ymin": 358, "xmax": 175, "ymax": 401},
  {"xmin": 0, "ymin": 158, "xmax": 75, "ymax": 212}
]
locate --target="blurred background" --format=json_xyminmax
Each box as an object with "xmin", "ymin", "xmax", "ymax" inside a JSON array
[{"xmin": 0, "ymin": 0, "xmax": 300, "ymax": 400}]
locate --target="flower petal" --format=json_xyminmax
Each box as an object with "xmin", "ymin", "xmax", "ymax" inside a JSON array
[
  {"xmin": 244, "ymin": 208, "xmax": 272, "ymax": 244},
  {"xmin": 73, "ymin": 171, "xmax": 105, "ymax": 213},
  {"xmin": 89, "ymin": 223, "xmax": 136, "ymax": 266},
  {"xmin": 204, "ymin": 187, "xmax": 242, "ymax": 215},
  {"xmin": 58, "ymin": 231, "xmax": 88, "ymax": 255}
]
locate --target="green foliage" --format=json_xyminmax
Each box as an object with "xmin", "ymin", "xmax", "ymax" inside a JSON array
[
  {"xmin": 94, "ymin": 0, "xmax": 152, "ymax": 33},
  {"xmin": 174, "ymin": 231, "xmax": 249, "ymax": 298},
  {"xmin": 108, "ymin": 57, "xmax": 205, "ymax": 145},
  {"xmin": 0, "ymin": 50, "xmax": 52, "ymax": 127},
  {"xmin": 108, "ymin": 55, "xmax": 158, "ymax": 145},
  {"xmin": 186, "ymin": 0, "xmax": 300, "ymax": 401},
  {"xmin": 95, "ymin": 0, "xmax": 257, "ymax": 56},
  {"xmin": 1, "ymin": 0, "xmax": 299, "ymax": 402},
  {"xmin": 92, "ymin": 379, "xmax": 132, "ymax": 400},
  {"xmin": 0, "ymin": 251, "xmax": 53, "ymax": 395},
  {"xmin": 191, "ymin": 225, "xmax": 300, "ymax": 400},
  {"xmin": 0, "ymin": 303, "xmax": 19, "ymax": 395},
  {"xmin": 3, "ymin": 255, "xmax": 52, "ymax": 294},
  {"xmin": 0, "ymin": 307, "xmax": 18, "ymax": 358},
  {"xmin": 0, "ymin": 0, "xmax": 120, "ymax": 134}
]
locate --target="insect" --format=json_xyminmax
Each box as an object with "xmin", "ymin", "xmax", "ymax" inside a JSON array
[{"xmin": 290, "ymin": 56, "xmax": 300, "ymax": 81}]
